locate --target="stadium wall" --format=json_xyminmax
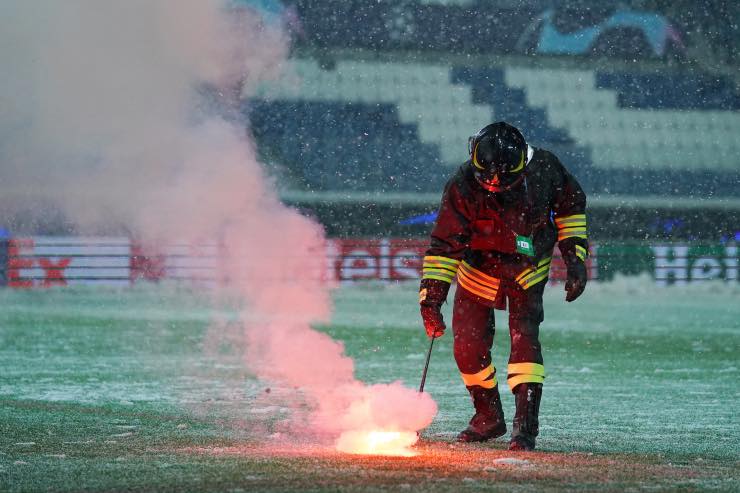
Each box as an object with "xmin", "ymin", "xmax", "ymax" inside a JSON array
[{"xmin": 2, "ymin": 236, "xmax": 737, "ymax": 288}]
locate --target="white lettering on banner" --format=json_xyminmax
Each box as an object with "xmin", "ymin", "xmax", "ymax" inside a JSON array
[
  {"xmin": 325, "ymin": 240, "xmax": 340, "ymax": 285},
  {"xmin": 653, "ymin": 245, "xmax": 738, "ymax": 285},
  {"xmin": 653, "ymin": 246, "xmax": 689, "ymax": 286},
  {"xmin": 726, "ymin": 246, "xmax": 738, "ymax": 281},
  {"xmin": 691, "ymin": 257, "xmax": 722, "ymax": 281},
  {"xmin": 8, "ymin": 237, "xmax": 131, "ymax": 288},
  {"xmin": 332, "ymin": 239, "xmax": 427, "ymax": 282},
  {"xmin": 392, "ymin": 250, "xmax": 419, "ymax": 279},
  {"xmin": 378, "ymin": 239, "xmax": 390, "ymax": 281},
  {"xmin": 341, "ymin": 249, "xmax": 377, "ymax": 281}
]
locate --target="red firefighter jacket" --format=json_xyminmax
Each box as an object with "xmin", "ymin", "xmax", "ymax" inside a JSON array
[{"xmin": 422, "ymin": 147, "xmax": 588, "ymax": 306}]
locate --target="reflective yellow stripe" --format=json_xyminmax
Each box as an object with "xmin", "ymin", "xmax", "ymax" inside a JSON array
[
  {"xmin": 554, "ymin": 214, "xmax": 586, "ymax": 228},
  {"xmin": 458, "ymin": 270, "xmax": 498, "ymax": 295},
  {"xmin": 508, "ymin": 363, "xmax": 545, "ymax": 376},
  {"xmin": 457, "ymin": 272, "xmax": 498, "ymax": 301},
  {"xmin": 461, "ymin": 364, "xmax": 497, "ymax": 389},
  {"xmin": 476, "ymin": 377, "xmax": 497, "ymax": 389},
  {"xmin": 575, "ymin": 245, "xmax": 587, "ymax": 261},
  {"xmin": 516, "ymin": 258, "xmax": 551, "ymax": 289},
  {"xmin": 558, "ymin": 226, "xmax": 586, "ymax": 236},
  {"xmin": 461, "ymin": 261, "xmax": 499, "ymax": 286},
  {"xmin": 516, "ymin": 258, "xmax": 551, "ymax": 282},
  {"xmin": 558, "ymin": 230, "xmax": 588, "ymax": 241},
  {"xmin": 515, "ymin": 267, "xmax": 533, "ymax": 282},
  {"xmin": 422, "ymin": 267, "xmax": 457, "ymax": 282},
  {"xmin": 556, "ymin": 214, "xmax": 588, "ymax": 241},
  {"xmin": 422, "ymin": 273, "xmax": 455, "ymax": 283},
  {"xmin": 422, "ymin": 256, "xmax": 460, "ymax": 283},
  {"xmin": 556, "ymin": 220, "xmax": 587, "ymax": 228},
  {"xmin": 457, "ymin": 262, "xmax": 500, "ymax": 301},
  {"xmin": 423, "ymin": 256, "xmax": 461, "ymax": 269},
  {"xmin": 457, "ymin": 269, "xmax": 501, "ymax": 291},
  {"xmin": 507, "ymin": 374, "xmax": 545, "ymax": 391},
  {"xmin": 423, "ymin": 263, "xmax": 457, "ymax": 274},
  {"xmin": 520, "ymin": 270, "xmax": 549, "ymax": 289},
  {"xmin": 461, "ymin": 364, "xmax": 492, "ymax": 385}
]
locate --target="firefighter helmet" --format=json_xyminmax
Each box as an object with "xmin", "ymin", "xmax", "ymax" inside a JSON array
[{"xmin": 468, "ymin": 122, "xmax": 527, "ymax": 192}]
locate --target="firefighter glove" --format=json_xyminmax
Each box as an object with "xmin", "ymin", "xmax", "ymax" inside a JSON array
[
  {"xmin": 565, "ymin": 261, "xmax": 587, "ymax": 302},
  {"xmin": 419, "ymin": 278, "xmax": 450, "ymax": 338}
]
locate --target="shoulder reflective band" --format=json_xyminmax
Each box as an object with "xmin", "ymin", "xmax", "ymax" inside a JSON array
[
  {"xmin": 554, "ymin": 213, "xmax": 587, "ymax": 241},
  {"xmin": 422, "ymin": 255, "xmax": 460, "ymax": 283}
]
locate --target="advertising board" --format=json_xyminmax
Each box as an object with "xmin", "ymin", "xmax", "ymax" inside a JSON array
[{"xmin": 2, "ymin": 237, "xmax": 736, "ymax": 288}]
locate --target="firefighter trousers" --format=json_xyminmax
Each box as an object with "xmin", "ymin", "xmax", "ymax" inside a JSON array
[{"xmin": 452, "ymin": 281, "xmax": 546, "ymax": 392}]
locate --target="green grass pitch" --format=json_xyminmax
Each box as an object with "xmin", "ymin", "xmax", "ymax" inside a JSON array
[{"xmin": 1, "ymin": 278, "xmax": 738, "ymax": 492}]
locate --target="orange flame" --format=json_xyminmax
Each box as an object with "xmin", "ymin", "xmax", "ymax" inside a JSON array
[{"xmin": 335, "ymin": 430, "xmax": 419, "ymax": 457}]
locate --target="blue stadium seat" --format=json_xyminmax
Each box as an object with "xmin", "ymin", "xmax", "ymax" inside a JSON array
[
  {"xmin": 595, "ymin": 72, "xmax": 740, "ymax": 110},
  {"xmin": 451, "ymin": 67, "xmax": 575, "ymax": 145},
  {"xmin": 246, "ymin": 100, "xmax": 444, "ymax": 192}
]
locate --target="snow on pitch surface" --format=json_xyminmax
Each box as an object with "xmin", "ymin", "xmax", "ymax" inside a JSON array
[{"xmin": 0, "ymin": 277, "xmax": 738, "ymax": 491}]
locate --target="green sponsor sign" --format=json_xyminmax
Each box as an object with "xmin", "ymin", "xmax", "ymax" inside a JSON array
[
  {"xmin": 596, "ymin": 242, "xmax": 738, "ymax": 284},
  {"xmin": 515, "ymin": 235, "xmax": 535, "ymax": 257}
]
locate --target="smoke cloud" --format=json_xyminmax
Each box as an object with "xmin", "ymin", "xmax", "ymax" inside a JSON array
[{"xmin": 0, "ymin": 0, "xmax": 436, "ymax": 450}]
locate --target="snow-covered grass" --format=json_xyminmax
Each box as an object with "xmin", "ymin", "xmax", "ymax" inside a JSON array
[{"xmin": 0, "ymin": 278, "xmax": 738, "ymax": 492}]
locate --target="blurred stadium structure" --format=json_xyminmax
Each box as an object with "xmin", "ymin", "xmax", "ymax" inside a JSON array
[
  {"xmin": 1, "ymin": 0, "xmax": 738, "ymax": 285},
  {"xmin": 247, "ymin": 0, "xmax": 739, "ymax": 240}
]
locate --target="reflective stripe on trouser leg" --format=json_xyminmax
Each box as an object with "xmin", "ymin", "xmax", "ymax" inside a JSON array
[
  {"xmin": 460, "ymin": 363, "xmax": 498, "ymax": 389},
  {"xmin": 453, "ymin": 285, "xmax": 497, "ymax": 388},
  {"xmin": 507, "ymin": 363, "xmax": 545, "ymax": 391},
  {"xmin": 507, "ymin": 282, "xmax": 545, "ymax": 392}
]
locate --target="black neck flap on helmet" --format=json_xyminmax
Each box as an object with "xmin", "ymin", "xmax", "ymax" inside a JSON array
[{"xmin": 468, "ymin": 122, "xmax": 528, "ymax": 192}]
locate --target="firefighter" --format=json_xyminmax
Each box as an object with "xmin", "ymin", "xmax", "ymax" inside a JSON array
[{"xmin": 419, "ymin": 122, "xmax": 588, "ymax": 451}]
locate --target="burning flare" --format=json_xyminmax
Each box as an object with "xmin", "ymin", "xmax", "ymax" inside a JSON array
[
  {"xmin": 335, "ymin": 430, "xmax": 419, "ymax": 457},
  {"xmin": 329, "ymin": 383, "xmax": 436, "ymax": 456}
]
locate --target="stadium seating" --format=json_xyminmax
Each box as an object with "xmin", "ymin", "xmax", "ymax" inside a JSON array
[
  {"xmin": 252, "ymin": 59, "xmax": 492, "ymax": 164},
  {"xmin": 505, "ymin": 67, "xmax": 740, "ymax": 172},
  {"xmin": 248, "ymin": 58, "xmax": 740, "ymax": 195},
  {"xmin": 595, "ymin": 72, "xmax": 740, "ymax": 110},
  {"xmin": 247, "ymin": 99, "xmax": 443, "ymax": 192}
]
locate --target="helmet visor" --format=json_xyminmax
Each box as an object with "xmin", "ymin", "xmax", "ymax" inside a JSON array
[{"xmin": 473, "ymin": 138, "xmax": 526, "ymax": 172}]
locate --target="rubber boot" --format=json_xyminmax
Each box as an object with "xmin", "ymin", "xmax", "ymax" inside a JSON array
[
  {"xmin": 509, "ymin": 383, "xmax": 542, "ymax": 451},
  {"xmin": 457, "ymin": 386, "xmax": 507, "ymax": 442}
]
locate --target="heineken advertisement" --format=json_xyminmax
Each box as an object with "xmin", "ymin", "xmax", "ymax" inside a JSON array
[
  {"xmin": 596, "ymin": 243, "xmax": 738, "ymax": 284},
  {"xmin": 330, "ymin": 240, "xmax": 739, "ymax": 285},
  {"xmin": 1, "ymin": 237, "xmax": 737, "ymax": 287}
]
